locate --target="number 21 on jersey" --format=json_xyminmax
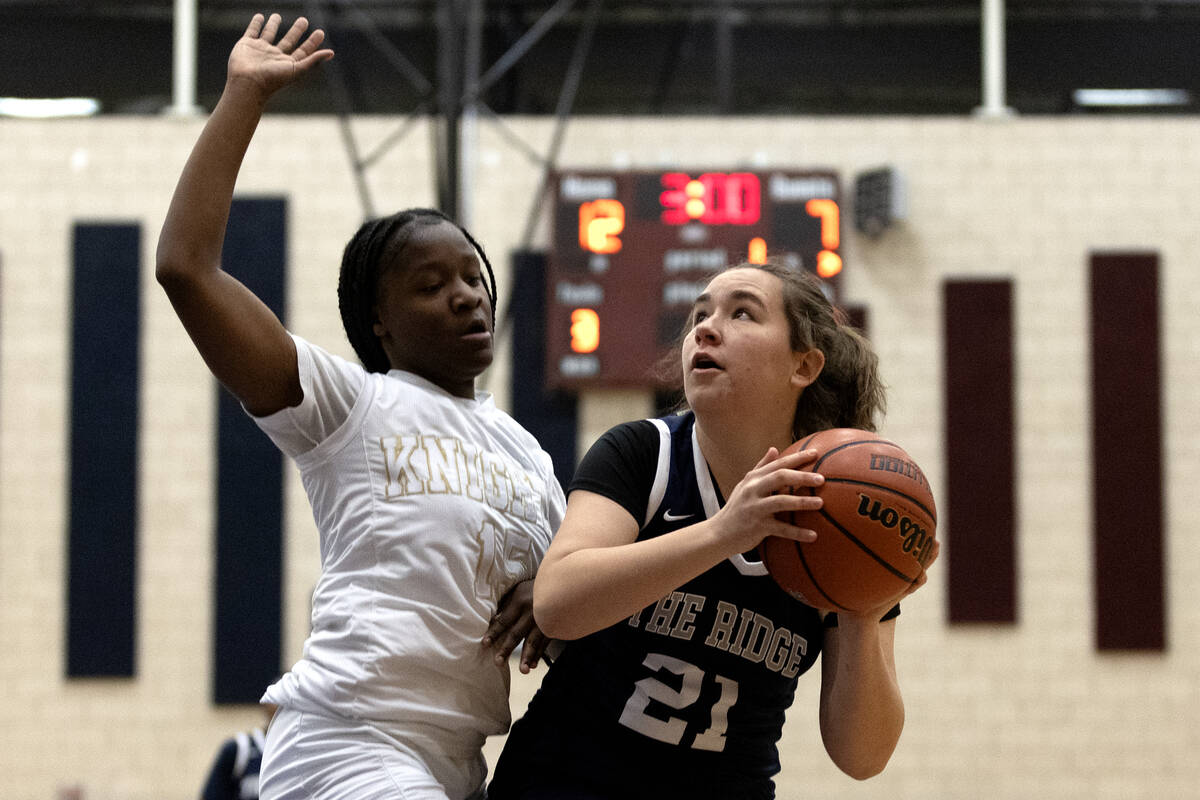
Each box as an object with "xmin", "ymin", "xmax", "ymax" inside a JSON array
[{"xmin": 617, "ymin": 652, "xmax": 739, "ymax": 752}]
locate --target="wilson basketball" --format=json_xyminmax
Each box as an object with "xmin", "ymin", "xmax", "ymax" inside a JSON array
[{"xmin": 762, "ymin": 428, "xmax": 937, "ymax": 614}]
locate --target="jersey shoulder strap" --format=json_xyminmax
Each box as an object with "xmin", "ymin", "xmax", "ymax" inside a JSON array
[
  {"xmin": 642, "ymin": 413, "xmax": 696, "ymax": 529},
  {"xmin": 642, "ymin": 418, "xmax": 671, "ymax": 529}
]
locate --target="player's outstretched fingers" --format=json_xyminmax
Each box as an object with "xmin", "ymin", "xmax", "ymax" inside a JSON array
[
  {"xmin": 260, "ymin": 12, "xmax": 283, "ymax": 42},
  {"xmin": 275, "ymin": 16, "xmax": 310, "ymax": 54},
  {"xmin": 244, "ymin": 13, "xmax": 265, "ymax": 38}
]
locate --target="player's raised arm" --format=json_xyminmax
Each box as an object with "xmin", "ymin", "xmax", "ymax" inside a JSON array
[{"xmin": 155, "ymin": 14, "xmax": 333, "ymax": 415}]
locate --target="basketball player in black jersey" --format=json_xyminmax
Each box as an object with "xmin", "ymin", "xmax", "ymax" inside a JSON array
[{"xmin": 490, "ymin": 261, "xmax": 936, "ymax": 799}]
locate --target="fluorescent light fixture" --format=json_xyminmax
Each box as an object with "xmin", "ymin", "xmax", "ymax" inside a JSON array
[
  {"xmin": 0, "ymin": 97, "xmax": 102, "ymax": 118},
  {"xmin": 1072, "ymin": 88, "xmax": 1191, "ymax": 107}
]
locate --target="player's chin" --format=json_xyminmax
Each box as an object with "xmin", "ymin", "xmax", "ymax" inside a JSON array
[
  {"xmin": 682, "ymin": 376, "xmax": 732, "ymax": 408},
  {"xmin": 455, "ymin": 340, "xmax": 494, "ymax": 372}
]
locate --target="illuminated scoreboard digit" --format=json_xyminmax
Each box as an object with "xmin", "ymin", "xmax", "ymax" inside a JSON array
[{"xmin": 545, "ymin": 169, "xmax": 842, "ymax": 390}]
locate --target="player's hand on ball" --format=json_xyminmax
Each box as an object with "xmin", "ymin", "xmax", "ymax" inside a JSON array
[
  {"xmin": 764, "ymin": 429, "xmax": 939, "ymax": 614},
  {"xmin": 845, "ymin": 538, "xmax": 941, "ymax": 622},
  {"xmin": 712, "ymin": 446, "xmax": 824, "ymax": 554},
  {"xmin": 483, "ymin": 579, "xmax": 550, "ymax": 674}
]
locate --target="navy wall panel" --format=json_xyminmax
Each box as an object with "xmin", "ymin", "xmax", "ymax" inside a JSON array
[
  {"xmin": 213, "ymin": 198, "xmax": 287, "ymax": 702},
  {"xmin": 67, "ymin": 223, "xmax": 141, "ymax": 676}
]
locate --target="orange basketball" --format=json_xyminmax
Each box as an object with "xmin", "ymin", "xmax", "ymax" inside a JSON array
[{"xmin": 762, "ymin": 428, "xmax": 937, "ymax": 614}]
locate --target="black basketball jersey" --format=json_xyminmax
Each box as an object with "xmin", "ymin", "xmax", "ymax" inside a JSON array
[{"xmin": 490, "ymin": 412, "xmax": 831, "ymax": 800}]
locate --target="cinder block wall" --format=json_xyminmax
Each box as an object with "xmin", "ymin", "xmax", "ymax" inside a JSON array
[{"xmin": 1, "ymin": 114, "xmax": 1196, "ymax": 799}]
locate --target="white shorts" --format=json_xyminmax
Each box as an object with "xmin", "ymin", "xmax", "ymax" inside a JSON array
[{"xmin": 260, "ymin": 708, "xmax": 487, "ymax": 800}]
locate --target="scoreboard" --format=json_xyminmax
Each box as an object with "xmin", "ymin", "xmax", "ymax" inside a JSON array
[{"xmin": 545, "ymin": 169, "xmax": 842, "ymax": 390}]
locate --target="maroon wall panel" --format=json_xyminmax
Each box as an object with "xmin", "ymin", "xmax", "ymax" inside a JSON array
[
  {"xmin": 943, "ymin": 279, "xmax": 1016, "ymax": 623},
  {"xmin": 1090, "ymin": 253, "xmax": 1165, "ymax": 651}
]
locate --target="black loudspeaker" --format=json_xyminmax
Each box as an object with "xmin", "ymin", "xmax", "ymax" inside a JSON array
[{"xmin": 853, "ymin": 167, "xmax": 906, "ymax": 236}]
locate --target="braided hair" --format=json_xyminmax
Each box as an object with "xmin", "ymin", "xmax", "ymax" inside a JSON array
[{"xmin": 336, "ymin": 208, "xmax": 498, "ymax": 373}]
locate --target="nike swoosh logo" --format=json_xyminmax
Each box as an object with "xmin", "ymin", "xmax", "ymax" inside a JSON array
[{"xmin": 663, "ymin": 509, "xmax": 694, "ymax": 522}]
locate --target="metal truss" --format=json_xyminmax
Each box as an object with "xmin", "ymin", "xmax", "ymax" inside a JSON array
[{"xmin": 303, "ymin": 0, "xmax": 603, "ymax": 242}]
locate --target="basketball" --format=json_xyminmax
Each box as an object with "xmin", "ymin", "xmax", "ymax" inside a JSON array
[{"xmin": 761, "ymin": 428, "xmax": 937, "ymax": 614}]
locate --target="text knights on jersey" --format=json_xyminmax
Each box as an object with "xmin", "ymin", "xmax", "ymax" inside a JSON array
[{"xmin": 379, "ymin": 433, "xmax": 545, "ymax": 523}]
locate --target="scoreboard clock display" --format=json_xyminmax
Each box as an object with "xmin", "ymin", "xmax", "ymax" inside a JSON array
[{"xmin": 545, "ymin": 169, "xmax": 843, "ymax": 390}]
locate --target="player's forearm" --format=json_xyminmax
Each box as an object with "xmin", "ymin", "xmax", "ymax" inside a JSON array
[
  {"xmin": 819, "ymin": 618, "xmax": 904, "ymax": 779},
  {"xmin": 156, "ymin": 80, "xmax": 268, "ymax": 284},
  {"xmin": 533, "ymin": 518, "xmax": 733, "ymax": 640}
]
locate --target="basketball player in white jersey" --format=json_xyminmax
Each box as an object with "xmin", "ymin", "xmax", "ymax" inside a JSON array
[{"xmin": 157, "ymin": 15, "xmax": 565, "ymax": 799}]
